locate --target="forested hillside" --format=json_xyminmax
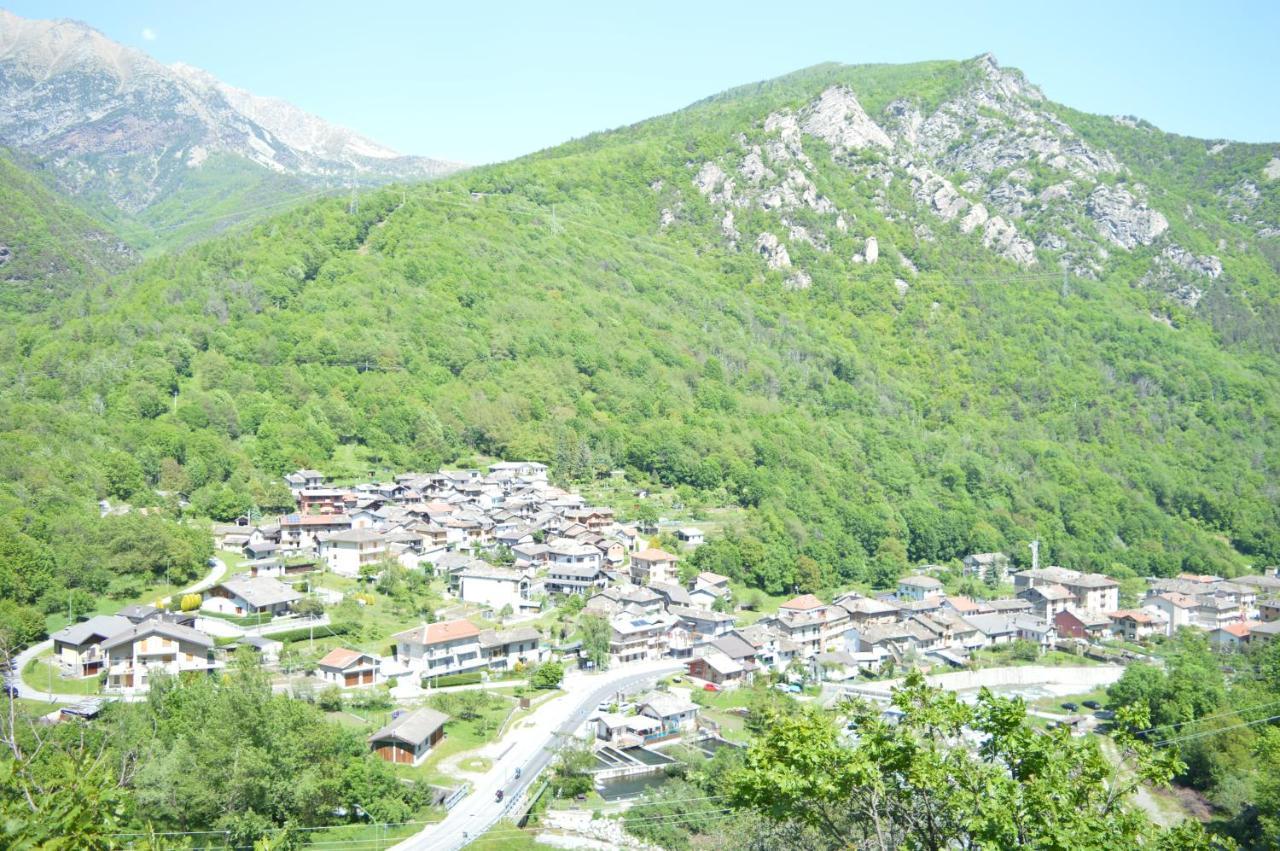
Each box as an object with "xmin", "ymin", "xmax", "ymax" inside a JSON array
[
  {"xmin": 3, "ymin": 56, "xmax": 1280, "ymax": 631},
  {"xmin": 0, "ymin": 147, "xmax": 133, "ymax": 311}
]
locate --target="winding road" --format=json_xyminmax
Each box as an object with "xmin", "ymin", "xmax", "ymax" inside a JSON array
[
  {"xmin": 5, "ymin": 557, "xmax": 227, "ymax": 704},
  {"xmin": 390, "ymin": 660, "xmax": 682, "ymax": 850}
]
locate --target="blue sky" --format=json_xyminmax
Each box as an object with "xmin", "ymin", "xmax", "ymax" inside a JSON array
[{"xmin": 6, "ymin": 1, "xmax": 1278, "ymax": 164}]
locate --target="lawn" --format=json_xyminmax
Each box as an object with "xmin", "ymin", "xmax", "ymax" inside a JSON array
[
  {"xmin": 1030, "ymin": 686, "xmax": 1111, "ymax": 714},
  {"xmin": 297, "ymin": 804, "xmax": 446, "ymax": 848},
  {"xmin": 21, "ymin": 653, "xmax": 102, "ymax": 695},
  {"xmin": 472, "ymin": 819, "xmax": 542, "ymax": 849},
  {"xmin": 392, "ymin": 691, "xmax": 519, "ymax": 786}
]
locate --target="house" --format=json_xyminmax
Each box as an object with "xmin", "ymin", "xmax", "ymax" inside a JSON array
[
  {"xmin": 213, "ymin": 522, "xmax": 252, "ymax": 549},
  {"xmin": 668, "ymin": 605, "xmax": 736, "ymax": 640},
  {"xmin": 1144, "ymin": 592, "xmax": 1198, "ymax": 635},
  {"xmin": 637, "ymin": 691, "xmax": 699, "ymax": 736},
  {"xmin": 278, "ymin": 513, "xmax": 352, "ymax": 552},
  {"xmin": 1018, "ymin": 584, "xmax": 1073, "ymax": 619},
  {"xmin": 368, "ymin": 708, "xmax": 449, "ymax": 766},
  {"xmin": 243, "ymin": 540, "xmax": 280, "ymax": 561},
  {"xmin": 649, "ymin": 581, "xmax": 693, "ymax": 609},
  {"xmin": 487, "ymin": 461, "xmax": 549, "ymax": 480},
  {"xmin": 545, "ymin": 563, "xmax": 609, "ymax": 596},
  {"xmin": 545, "ymin": 539, "xmax": 604, "ymax": 572},
  {"xmin": 1209, "ymin": 622, "xmax": 1256, "ymax": 651},
  {"xmin": 318, "ymin": 528, "xmax": 388, "ymax": 577},
  {"xmin": 609, "ymin": 612, "xmax": 677, "ymax": 665},
  {"xmin": 687, "ymin": 650, "xmax": 745, "ymax": 687},
  {"xmin": 1054, "ymin": 607, "xmax": 1111, "ymax": 640},
  {"xmin": 394, "ymin": 619, "xmax": 485, "ymax": 677},
  {"xmin": 675, "ymin": 527, "xmax": 705, "ymax": 548},
  {"xmin": 299, "ymin": 488, "xmax": 349, "ymax": 515},
  {"xmin": 897, "ymin": 575, "xmax": 943, "ymax": 602},
  {"xmin": 478, "ymin": 626, "xmax": 544, "ymax": 670},
  {"xmin": 102, "ymin": 621, "xmax": 220, "ymax": 694},
  {"xmin": 51, "ymin": 616, "xmax": 132, "ymax": 678},
  {"xmin": 779, "ymin": 593, "xmax": 825, "ymax": 615},
  {"xmin": 1109, "ymin": 610, "xmax": 1161, "ymax": 642},
  {"xmin": 630, "ymin": 548, "xmax": 679, "ymax": 586},
  {"xmin": 962, "ymin": 613, "xmax": 1020, "ymax": 647},
  {"xmin": 835, "ymin": 594, "xmax": 900, "ymax": 626},
  {"xmin": 963, "ymin": 552, "xmax": 1011, "ymax": 584},
  {"xmin": 234, "ymin": 635, "xmax": 283, "ymax": 664},
  {"xmin": 1248, "ymin": 620, "xmax": 1280, "ymax": 644},
  {"xmin": 1260, "ymin": 597, "xmax": 1280, "ymax": 622},
  {"xmin": 204, "ymin": 576, "xmax": 301, "ymax": 617},
  {"xmin": 1014, "ymin": 567, "xmax": 1119, "ymax": 614},
  {"xmin": 457, "ymin": 563, "xmax": 530, "ymax": 611},
  {"xmin": 285, "ymin": 469, "xmax": 326, "ymax": 493},
  {"xmin": 1011, "ymin": 614, "xmax": 1056, "ymax": 650},
  {"xmin": 317, "ymin": 647, "xmax": 381, "ymax": 686},
  {"xmin": 594, "ymin": 712, "xmax": 664, "ymax": 744}
]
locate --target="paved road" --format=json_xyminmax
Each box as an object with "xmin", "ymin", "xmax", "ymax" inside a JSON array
[
  {"xmin": 389, "ymin": 660, "xmax": 682, "ymax": 851},
  {"xmin": 5, "ymin": 556, "xmax": 228, "ymax": 705}
]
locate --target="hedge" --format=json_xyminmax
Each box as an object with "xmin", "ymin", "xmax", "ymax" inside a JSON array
[{"xmin": 422, "ymin": 671, "xmax": 483, "ymax": 688}]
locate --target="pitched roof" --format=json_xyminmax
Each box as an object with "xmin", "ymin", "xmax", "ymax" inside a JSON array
[
  {"xmin": 697, "ymin": 651, "xmax": 744, "ymax": 676},
  {"xmin": 632, "ymin": 547, "xmax": 677, "ymax": 562},
  {"xmin": 780, "ymin": 593, "xmax": 824, "ymax": 611},
  {"xmin": 1217, "ymin": 623, "xmax": 1252, "ymax": 638},
  {"xmin": 639, "ymin": 691, "xmax": 699, "ymax": 717},
  {"xmin": 218, "ymin": 576, "xmax": 302, "ymax": 608},
  {"xmin": 899, "ymin": 574, "xmax": 943, "ymax": 588},
  {"xmin": 101, "ymin": 620, "xmax": 214, "ymax": 651},
  {"xmin": 394, "ymin": 619, "xmax": 481, "ymax": 646},
  {"xmin": 944, "ymin": 595, "xmax": 981, "ymax": 613},
  {"xmin": 317, "ymin": 647, "xmax": 376, "ymax": 669},
  {"xmin": 51, "ymin": 615, "xmax": 133, "ymax": 646},
  {"xmin": 477, "ymin": 626, "xmax": 542, "ymax": 649},
  {"xmin": 368, "ymin": 708, "xmax": 450, "ymax": 746}
]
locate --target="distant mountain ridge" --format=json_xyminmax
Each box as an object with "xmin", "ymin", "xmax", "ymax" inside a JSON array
[{"xmin": 0, "ymin": 10, "xmax": 462, "ymax": 245}]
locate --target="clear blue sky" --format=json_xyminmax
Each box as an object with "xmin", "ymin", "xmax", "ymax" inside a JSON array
[{"xmin": 6, "ymin": 1, "xmax": 1278, "ymax": 164}]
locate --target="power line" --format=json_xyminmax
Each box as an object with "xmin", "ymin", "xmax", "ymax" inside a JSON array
[
  {"xmin": 1128, "ymin": 696, "xmax": 1280, "ymax": 738},
  {"xmin": 1151, "ymin": 713, "xmax": 1280, "ymax": 748}
]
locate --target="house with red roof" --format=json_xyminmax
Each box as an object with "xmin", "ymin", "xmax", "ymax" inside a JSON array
[
  {"xmin": 317, "ymin": 647, "xmax": 381, "ymax": 687},
  {"xmin": 393, "ymin": 618, "xmax": 484, "ymax": 677}
]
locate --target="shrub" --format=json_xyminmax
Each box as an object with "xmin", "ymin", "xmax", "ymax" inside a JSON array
[
  {"xmin": 180, "ymin": 593, "xmax": 202, "ymax": 611},
  {"xmin": 317, "ymin": 686, "xmax": 344, "ymax": 712}
]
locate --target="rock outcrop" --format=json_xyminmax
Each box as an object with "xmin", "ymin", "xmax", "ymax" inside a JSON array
[
  {"xmin": 1086, "ymin": 185, "xmax": 1169, "ymax": 249},
  {"xmin": 755, "ymin": 232, "xmax": 791, "ymax": 269}
]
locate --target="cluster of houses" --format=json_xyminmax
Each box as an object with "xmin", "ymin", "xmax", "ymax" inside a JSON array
[{"xmin": 1138, "ymin": 569, "xmax": 1280, "ymax": 649}]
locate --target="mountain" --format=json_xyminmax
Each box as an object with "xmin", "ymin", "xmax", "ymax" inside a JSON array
[
  {"xmin": 0, "ymin": 10, "xmax": 462, "ymax": 249},
  {"xmin": 3, "ymin": 56, "xmax": 1280, "ymax": 615},
  {"xmin": 0, "ymin": 144, "xmax": 132, "ymax": 311}
]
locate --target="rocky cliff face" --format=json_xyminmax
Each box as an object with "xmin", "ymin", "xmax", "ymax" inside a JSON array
[
  {"xmin": 676, "ymin": 54, "xmax": 1235, "ymax": 308},
  {"xmin": 0, "ymin": 11, "xmax": 461, "ymax": 215}
]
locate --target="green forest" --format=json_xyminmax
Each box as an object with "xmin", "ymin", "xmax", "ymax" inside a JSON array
[{"xmin": 2, "ymin": 57, "xmax": 1280, "ymax": 640}]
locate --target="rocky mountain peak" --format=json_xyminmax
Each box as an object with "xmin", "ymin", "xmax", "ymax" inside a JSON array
[
  {"xmin": 0, "ymin": 10, "xmax": 461, "ymax": 218},
  {"xmin": 672, "ymin": 59, "xmax": 1226, "ymax": 307}
]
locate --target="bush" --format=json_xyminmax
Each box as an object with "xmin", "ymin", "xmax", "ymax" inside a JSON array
[
  {"xmin": 180, "ymin": 593, "xmax": 202, "ymax": 611},
  {"xmin": 317, "ymin": 686, "xmax": 344, "ymax": 712},
  {"xmin": 530, "ymin": 661, "xmax": 565, "ymax": 690}
]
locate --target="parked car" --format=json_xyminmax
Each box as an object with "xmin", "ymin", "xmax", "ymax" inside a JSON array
[
  {"xmin": 495, "ymin": 790, "xmax": 504, "ymax": 802},
  {"xmin": 1082, "ymin": 700, "xmax": 1102, "ymax": 710},
  {"xmin": 703, "ymin": 682, "xmax": 720, "ymax": 692},
  {"xmin": 514, "ymin": 767, "xmax": 522, "ymax": 779},
  {"xmin": 1061, "ymin": 702, "xmax": 1078, "ymax": 712}
]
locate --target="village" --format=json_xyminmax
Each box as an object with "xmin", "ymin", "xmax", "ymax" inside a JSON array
[{"xmin": 15, "ymin": 461, "xmax": 1280, "ymax": 847}]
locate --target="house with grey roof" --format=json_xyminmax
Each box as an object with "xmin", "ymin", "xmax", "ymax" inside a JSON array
[
  {"xmin": 205, "ymin": 576, "xmax": 301, "ymax": 617},
  {"xmin": 369, "ymin": 707, "xmax": 450, "ymax": 766},
  {"xmin": 51, "ymin": 615, "xmax": 133, "ymax": 678},
  {"xmin": 102, "ymin": 621, "xmax": 219, "ymax": 694}
]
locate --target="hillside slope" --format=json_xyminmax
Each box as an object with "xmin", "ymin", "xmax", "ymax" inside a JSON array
[
  {"xmin": 0, "ymin": 146, "xmax": 132, "ymax": 311},
  {"xmin": 0, "ymin": 10, "xmax": 463, "ymax": 251},
  {"xmin": 3, "ymin": 56, "xmax": 1280, "ymax": 614}
]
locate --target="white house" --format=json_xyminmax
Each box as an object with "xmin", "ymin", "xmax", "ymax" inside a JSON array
[
  {"xmin": 317, "ymin": 647, "xmax": 381, "ymax": 686},
  {"xmin": 629, "ymin": 548, "xmax": 679, "ymax": 586},
  {"xmin": 102, "ymin": 621, "xmax": 220, "ymax": 694},
  {"xmin": 637, "ymin": 691, "xmax": 700, "ymax": 736},
  {"xmin": 393, "ymin": 619, "xmax": 485, "ymax": 678},
  {"xmin": 897, "ymin": 575, "xmax": 943, "ymax": 602},
  {"xmin": 51, "ymin": 615, "xmax": 132, "ymax": 678},
  {"xmin": 319, "ymin": 528, "xmax": 388, "ymax": 577},
  {"xmin": 204, "ymin": 576, "xmax": 300, "ymax": 617},
  {"xmin": 457, "ymin": 563, "xmax": 530, "ymax": 611}
]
